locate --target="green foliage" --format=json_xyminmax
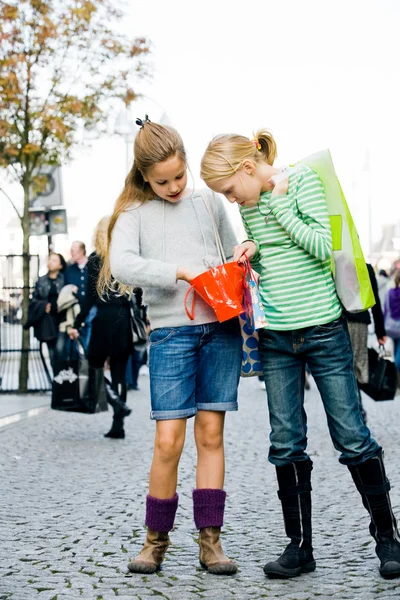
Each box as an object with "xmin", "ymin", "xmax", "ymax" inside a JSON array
[{"xmin": 0, "ymin": 0, "xmax": 151, "ymax": 184}]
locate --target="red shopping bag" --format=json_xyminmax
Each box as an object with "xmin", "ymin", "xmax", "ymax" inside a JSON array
[{"xmin": 184, "ymin": 262, "xmax": 245, "ymax": 322}]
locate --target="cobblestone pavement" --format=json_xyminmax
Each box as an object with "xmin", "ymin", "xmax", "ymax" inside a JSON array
[{"xmin": 1, "ymin": 374, "xmax": 400, "ymax": 600}]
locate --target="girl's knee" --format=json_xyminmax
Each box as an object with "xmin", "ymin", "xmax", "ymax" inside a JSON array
[
  {"xmin": 154, "ymin": 430, "xmax": 185, "ymax": 462},
  {"xmin": 195, "ymin": 422, "xmax": 224, "ymax": 453}
]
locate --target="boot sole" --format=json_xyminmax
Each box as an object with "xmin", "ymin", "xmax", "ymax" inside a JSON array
[
  {"xmin": 127, "ymin": 561, "xmax": 160, "ymax": 574},
  {"xmin": 379, "ymin": 562, "xmax": 400, "ymax": 579},
  {"xmin": 200, "ymin": 561, "xmax": 237, "ymax": 575},
  {"xmin": 264, "ymin": 560, "xmax": 316, "ymax": 579}
]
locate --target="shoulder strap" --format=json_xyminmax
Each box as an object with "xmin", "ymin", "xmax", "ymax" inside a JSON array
[{"xmin": 200, "ymin": 190, "xmax": 227, "ymax": 264}]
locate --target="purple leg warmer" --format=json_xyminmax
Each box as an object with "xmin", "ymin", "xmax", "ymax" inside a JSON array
[
  {"xmin": 145, "ymin": 493, "xmax": 179, "ymax": 532},
  {"xmin": 193, "ymin": 488, "xmax": 226, "ymax": 529}
]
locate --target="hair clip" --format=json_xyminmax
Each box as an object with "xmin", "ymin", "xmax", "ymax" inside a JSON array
[
  {"xmin": 135, "ymin": 114, "xmax": 151, "ymax": 128},
  {"xmin": 252, "ymin": 138, "xmax": 261, "ymax": 151}
]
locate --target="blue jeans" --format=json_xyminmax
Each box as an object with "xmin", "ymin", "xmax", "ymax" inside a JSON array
[
  {"xmin": 79, "ymin": 306, "xmax": 97, "ymax": 353},
  {"xmin": 126, "ymin": 346, "xmax": 147, "ymax": 388},
  {"xmin": 258, "ymin": 316, "xmax": 381, "ymax": 467},
  {"xmin": 394, "ymin": 339, "xmax": 400, "ymax": 372},
  {"xmin": 149, "ymin": 320, "xmax": 242, "ymax": 420}
]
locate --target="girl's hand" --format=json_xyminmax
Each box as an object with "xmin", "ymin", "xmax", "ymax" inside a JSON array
[
  {"xmin": 270, "ymin": 177, "xmax": 289, "ymax": 198},
  {"xmin": 45, "ymin": 303, "xmax": 51, "ymax": 313},
  {"xmin": 176, "ymin": 267, "xmax": 198, "ymax": 283},
  {"xmin": 233, "ymin": 241, "xmax": 257, "ymax": 263}
]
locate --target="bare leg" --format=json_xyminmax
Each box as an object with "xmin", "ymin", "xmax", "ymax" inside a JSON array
[
  {"xmin": 194, "ymin": 411, "xmax": 225, "ymax": 489},
  {"xmin": 149, "ymin": 419, "xmax": 187, "ymax": 499}
]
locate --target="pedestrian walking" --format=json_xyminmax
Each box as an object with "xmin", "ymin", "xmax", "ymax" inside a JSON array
[
  {"xmin": 126, "ymin": 287, "xmax": 148, "ymax": 391},
  {"xmin": 376, "ymin": 265, "xmax": 392, "ymax": 308},
  {"xmin": 68, "ymin": 217, "xmax": 132, "ymax": 439},
  {"xmin": 99, "ymin": 117, "xmax": 242, "ymax": 574},
  {"xmin": 344, "ymin": 263, "xmax": 387, "ymax": 423},
  {"xmin": 25, "ymin": 252, "xmax": 66, "ymax": 368},
  {"xmin": 200, "ymin": 129, "xmax": 400, "ymax": 579},
  {"xmin": 65, "ymin": 241, "xmax": 96, "ymax": 353},
  {"xmin": 383, "ymin": 269, "xmax": 400, "ymax": 380}
]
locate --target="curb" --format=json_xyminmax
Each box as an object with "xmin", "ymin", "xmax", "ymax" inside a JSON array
[{"xmin": 0, "ymin": 405, "xmax": 50, "ymax": 429}]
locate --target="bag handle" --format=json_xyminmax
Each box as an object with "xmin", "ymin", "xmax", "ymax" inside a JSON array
[
  {"xmin": 184, "ymin": 285, "xmax": 197, "ymax": 320},
  {"xmin": 201, "ymin": 190, "xmax": 227, "ymax": 264}
]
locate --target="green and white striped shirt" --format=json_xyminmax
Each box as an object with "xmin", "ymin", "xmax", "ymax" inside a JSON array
[{"xmin": 241, "ymin": 165, "xmax": 342, "ymax": 331}]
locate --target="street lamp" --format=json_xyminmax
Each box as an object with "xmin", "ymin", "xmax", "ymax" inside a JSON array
[
  {"xmin": 113, "ymin": 99, "xmax": 172, "ymax": 173},
  {"xmin": 114, "ymin": 106, "xmax": 137, "ymax": 173}
]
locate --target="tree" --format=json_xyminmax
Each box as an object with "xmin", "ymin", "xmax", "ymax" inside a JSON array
[{"xmin": 0, "ymin": 0, "xmax": 150, "ymax": 391}]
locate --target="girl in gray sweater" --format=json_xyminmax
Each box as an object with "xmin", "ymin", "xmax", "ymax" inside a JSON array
[{"xmin": 99, "ymin": 117, "xmax": 242, "ymax": 575}]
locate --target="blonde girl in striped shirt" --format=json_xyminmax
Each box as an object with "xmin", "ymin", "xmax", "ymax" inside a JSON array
[{"xmin": 200, "ymin": 131, "xmax": 400, "ymax": 581}]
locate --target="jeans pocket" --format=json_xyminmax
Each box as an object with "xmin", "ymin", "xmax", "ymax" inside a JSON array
[{"xmin": 149, "ymin": 328, "xmax": 176, "ymax": 346}]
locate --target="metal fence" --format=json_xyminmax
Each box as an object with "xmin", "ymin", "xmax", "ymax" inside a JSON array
[{"xmin": 0, "ymin": 255, "xmax": 52, "ymax": 393}]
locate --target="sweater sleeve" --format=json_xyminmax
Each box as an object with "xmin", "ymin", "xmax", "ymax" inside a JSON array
[
  {"xmin": 213, "ymin": 192, "xmax": 238, "ymax": 261},
  {"xmin": 109, "ymin": 208, "xmax": 179, "ymax": 289},
  {"xmin": 268, "ymin": 168, "xmax": 332, "ymax": 262}
]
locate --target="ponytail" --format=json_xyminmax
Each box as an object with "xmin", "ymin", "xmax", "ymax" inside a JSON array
[{"xmin": 254, "ymin": 129, "xmax": 277, "ymax": 166}]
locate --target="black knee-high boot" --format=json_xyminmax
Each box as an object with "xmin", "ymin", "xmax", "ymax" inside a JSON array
[
  {"xmin": 104, "ymin": 378, "xmax": 131, "ymax": 439},
  {"xmin": 264, "ymin": 459, "xmax": 316, "ymax": 578},
  {"xmin": 348, "ymin": 451, "xmax": 400, "ymax": 579}
]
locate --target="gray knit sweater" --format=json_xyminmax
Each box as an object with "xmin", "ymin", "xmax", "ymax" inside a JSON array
[{"xmin": 109, "ymin": 189, "xmax": 238, "ymax": 329}]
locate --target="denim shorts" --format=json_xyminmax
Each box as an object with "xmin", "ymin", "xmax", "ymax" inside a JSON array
[{"xmin": 149, "ymin": 320, "xmax": 242, "ymax": 420}]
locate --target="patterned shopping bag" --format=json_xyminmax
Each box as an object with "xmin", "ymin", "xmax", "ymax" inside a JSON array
[{"xmin": 240, "ymin": 260, "xmax": 266, "ymax": 377}]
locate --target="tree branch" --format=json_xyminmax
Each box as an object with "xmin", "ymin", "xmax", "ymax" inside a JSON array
[{"xmin": 0, "ymin": 186, "xmax": 22, "ymax": 222}]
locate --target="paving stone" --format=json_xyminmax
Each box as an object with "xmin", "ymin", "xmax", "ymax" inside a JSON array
[{"xmin": 1, "ymin": 376, "xmax": 400, "ymax": 598}]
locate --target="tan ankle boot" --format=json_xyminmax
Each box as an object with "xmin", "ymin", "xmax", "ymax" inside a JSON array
[
  {"xmin": 198, "ymin": 527, "xmax": 237, "ymax": 575},
  {"xmin": 127, "ymin": 529, "xmax": 170, "ymax": 573}
]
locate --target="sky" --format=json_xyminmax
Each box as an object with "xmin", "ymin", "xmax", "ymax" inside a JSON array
[{"xmin": 2, "ymin": 0, "xmax": 400, "ymax": 262}]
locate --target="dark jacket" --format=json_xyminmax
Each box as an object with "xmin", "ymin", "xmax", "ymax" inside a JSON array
[
  {"xmin": 33, "ymin": 272, "xmax": 65, "ymax": 301},
  {"xmin": 343, "ymin": 263, "xmax": 386, "ymax": 338},
  {"xmin": 65, "ymin": 262, "xmax": 88, "ymax": 304},
  {"xmin": 74, "ymin": 252, "xmax": 132, "ymax": 358}
]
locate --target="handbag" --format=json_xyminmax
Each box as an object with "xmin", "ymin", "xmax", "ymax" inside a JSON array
[
  {"xmin": 239, "ymin": 259, "xmax": 265, "ymax": 377},
  {"xmin": 296, "ymin": 150, "xmax": 375, "ymax": 313},
  {"xmin": 184, "ymin": 261, "xmax": 245, "ymax": 323},
  {"xmin": 201, "ymin": 191, "xmax": 263, "ymax": 377},
  {"xmin": 239, "ymin": 314, "xmax": 263, "ymax": 377},
  {"xmin": 51, "ymin": 340, "xmax": 108, "ymax": 413},
  {"xmin": 359, "ymin": 345, "xmax": 397, "ymax": 401},
  {"xmin": 384, "ymin": 293, "xmax": 400, "ymax": 339}
]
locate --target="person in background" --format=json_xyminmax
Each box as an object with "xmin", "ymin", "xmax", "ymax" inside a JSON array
[
  {"xmin": 126, "ymin": 287, "xmax": 149, "ymax": 391},
  {"xmin": 384, "ymin": 270, "xmax": 400, "ymax": 382},
  {"xmin": 29, "ymin": 253, "xmax": 66, "ymax": 368},
  {"xmin": 65, "ymin": 241, "xmax": 96, "ymax": 352},
  {"xmin": 376, "ymin": 264, "xmax": 392, "ymax": 308},
  {"xmin": 69, "ymin": 217, "xmax": 132, "ymax": 439},
  {"xmin": 343, "ymin": 263, "xmax": 386, "ymax": 423}
]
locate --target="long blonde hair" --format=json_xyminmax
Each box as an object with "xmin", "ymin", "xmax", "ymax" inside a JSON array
[
  {"xmin": 93, "ymin": 216, "xmax": 110, "ymax": 260},
  {"xmin": 200, "ymin": 129, "xmax": 277, "ymax": 184},
  {"xmin": 97, "ymin": 119, "xmax": 187, "ymax": 297}
]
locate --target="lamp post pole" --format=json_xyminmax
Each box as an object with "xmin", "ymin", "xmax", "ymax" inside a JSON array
[
  {"xmin": 114, "ymin": 100, "xmax": 172, "ymax": 173},
  {"xmin": 114, "ymin": 107, "xmax": 137, "ymax": 173}
]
